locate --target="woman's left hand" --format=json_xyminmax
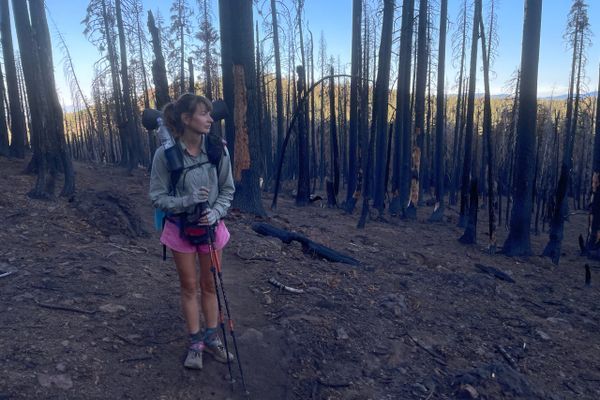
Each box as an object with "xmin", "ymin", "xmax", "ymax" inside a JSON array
[{"xmin": 200, "ymin": 208, "xmax": 219, "ymax": 226}]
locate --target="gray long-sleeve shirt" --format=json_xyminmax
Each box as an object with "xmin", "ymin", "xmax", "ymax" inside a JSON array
[{"xmin": 149, "ymin": 137, "xmax": 235, "ymax": 219}]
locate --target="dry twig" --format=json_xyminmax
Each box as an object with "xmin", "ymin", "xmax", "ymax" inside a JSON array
[
  {"xmin": 268, "ymin": 277, "xmax": 305, "ymax": 294},
  {"xmin": 34, "ymin": 299, "xmax": 96, "ymax": 314}
]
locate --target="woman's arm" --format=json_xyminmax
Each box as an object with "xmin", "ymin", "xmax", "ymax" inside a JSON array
[
  {"xmin": 212, "ymin": 146, "xmax": 235, "ymax": 218},
  {"xmin": 149, "ymin": 147, "xmax": 191, "ymax": 213}
]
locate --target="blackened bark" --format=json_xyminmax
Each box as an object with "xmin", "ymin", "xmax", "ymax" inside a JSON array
[
  {"xmin": 449, "ymin": 1, "xmax": 468, "ymax": 205},
  {"xmin": 408, "ymin": 0, "xmax": 429, "ymax": 219},
  {"xmin": 147, "ymin": 10, "xmax": 171, "ymax": 110},
  {"xmin": 479, "ymin": 16, "xmax": 497, "ymax": 252},
  {"xmin": 115, "ymin": 0, "xmax": 142, "ymax": 172},
  {"xmin": 503, "ymin": 0, "xmax": 542, "ymax": 256},
  {"xmin": 329, "ymin": 66, "xmax": 340, "ymax": 205},
  {"xmin": 583, "ymin": 67, "xmax": 600, "ymax": 253},
  {"xmin": 1, "ymin": 0, "xmax": 26, "ymax": 158},
  {"xmin": 14, "ymin": 0, "xmax": 74, "ymax": 197},
  {"xmin": 0, "ymin": 60, "xmax": 9, "ymax": 157},
  {"xmin": 344, "ymin": 0, "xmax": 362, "ymax": 213},
  {"xmin": 296, "ymin": 65, "xmax": 310, "ymax": 206},
  {"xmin": 459, "ymin": 178, "xmax": 478, "ymax": 244},
  {"xmin": 459, "ymin": 0, "xmax": 481, "ymax": 227},
  {"xmin": 429, "ymin": 0, "xmax": 448, "ymax": 222},
  {"xmin": 219, "ymin": 0, "xmax": 265, "ymax": 216},
  {"xmin": 188, "ymin": 57, "xmax": 195, "ymax": 93},
  {"xmin": 391, "ymin": 0, "xmax": 415, "ymax": 216},
  {"xmin": 371, "ymin": 0, "xmax": 395, "ymax": 216},
  {"xmin": 270, "ymin": 0, "xmax": 284, "ymax": 182}
]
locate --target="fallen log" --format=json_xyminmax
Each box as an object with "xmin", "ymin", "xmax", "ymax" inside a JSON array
[
  {"xmin": 252, "ymin": 223, "xmax": 306, "ymax": 244},
  {"xmin": 252, "ymin": 222, "xmax": 360, "ymax": 266}
]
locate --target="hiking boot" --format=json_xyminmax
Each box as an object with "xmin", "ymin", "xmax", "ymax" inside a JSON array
[
  {"xmin": 183, "ymin": 342, "xmax": 204, "ymax": 370},
  {"xmin": 204, "ymin": 337, "xmax": 235, "ymax": 363}
]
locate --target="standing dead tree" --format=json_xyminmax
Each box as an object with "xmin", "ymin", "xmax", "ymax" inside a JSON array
[
  {"xmin": 12, "ymin": 0, "xmax": 75, "ymax": 198},
  {"xmin": 503, "ymin": 0, "xmax": 543, "ymax": 256}
]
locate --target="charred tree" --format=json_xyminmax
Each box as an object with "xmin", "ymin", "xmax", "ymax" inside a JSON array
[
  {"xmin": 503, "ymin": 0, "xmax": 542, "ymax": 256},
  {"xmin": 219, "ymin": 0, "xmax": 266, "ymax": 216},
  {"xmin": 407, "ymin": 0, "xmax": 429, "ymax": 219},
  {"xmin": 148, "ymin": 10, "xmax": 171, "ymax": 110},
  {"xmin": 1, "ymin": 0, "xmax": 26, "ymax": 158},
  {"xmin": 391, "ymin": 0, "xmax": 415, "ymax": 217},
  {"xmin": 328, "ymin": 66, "xmax": 340, "ymax": 207},
  {"xmin": 270, "ymin": 0, "xmax": 284, "ymax": 182},
  {"xmin": 372, "ymin": 0, "xmax": 395, "ymax": 216},
  {"xmin": 0, "ymin": 61, "xmax": 9, "ymax": 157},
  {"xmin": 344, "ymin": 0, "xmax": 362, "ymax": 213},
  {"xmin": 479, "ymin": 15, "xmax": 497, "ymax": 252},
  {"xmin": 429, "ymin": 0, "xmax": 448, "ymax": 222},
  {"xmin": 543, "ymin": 0, "xmax": 590, "ymax": 262},
  {"xmin": 585, "ymin": 67, "xmax": 600, "ymax": 253},
  {"xmin": 296, "ymin": 65, "xmax": 310, "ymax": 206},
  {"xmin": 13, "ymin": 0, "xmax": 74, "ymax": 198},
  {"xmin": 449, "ymin": 1, "xmax": 468, "ymax": 205},
  {"xmin": 459, "ymin": 179, "xmax": 479, "ymax": 243},
  {"xmin": 115, "ymin": 0, "xmax": 142, "ymax": 172},
  {"xmin": 459, "ymin": 0, "xmax": 481, "ymax": 227}
]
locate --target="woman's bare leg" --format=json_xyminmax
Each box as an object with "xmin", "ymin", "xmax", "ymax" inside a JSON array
[
  {"xmin": 173, "ymin": 250, "xmax": 201, "ymax": 334},
  {"xmin": 198, "ymin": 249, "xmax": 221, "ymax": 329}
]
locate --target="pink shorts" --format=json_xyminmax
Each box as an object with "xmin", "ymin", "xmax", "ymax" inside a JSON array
[{"xmin": 160, "ymin": 219, "xmax": 230, "ymax": 254}]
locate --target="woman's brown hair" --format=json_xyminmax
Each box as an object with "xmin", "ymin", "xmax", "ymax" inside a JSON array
[{"xmin": 162, "ymin": 93, "xmax": 213, "ymax": 138}]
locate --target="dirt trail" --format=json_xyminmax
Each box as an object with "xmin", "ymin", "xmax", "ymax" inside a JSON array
[
  {"xmin": 1, "ymin": 156, "xmax": 600, "ymax": 400},
  {"xmin": 0, "ymin": 158, "xmax": 288, "ymax": 400}
]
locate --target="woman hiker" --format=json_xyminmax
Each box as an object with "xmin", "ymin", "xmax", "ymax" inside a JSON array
[{"xmin": 149, "ymin": 93, "xmax": 235, "ymax": 369}]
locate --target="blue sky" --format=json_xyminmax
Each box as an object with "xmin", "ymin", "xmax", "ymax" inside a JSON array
[{"xmin": 42, "ymin": 0, "xmax": 599, "ymax": 106}]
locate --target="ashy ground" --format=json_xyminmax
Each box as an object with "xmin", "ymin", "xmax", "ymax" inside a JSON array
[{"xmin": 0, "ymin": 156, "xmax": 599, "ymax": 400}]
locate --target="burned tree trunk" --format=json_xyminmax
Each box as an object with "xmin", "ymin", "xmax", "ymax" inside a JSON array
[
  {"xmin": 344, "ymin": 0, "xmax": 362, "ymax": 213},
  {"xmin": 429, "ymin": 0, "xmax": 448, "ymax": 222},
  {"xmin": 328, "ymin": 66, "xmax": 340, "ymax": 207},
  {"xmin": 147, "ymin": 10, "xmax": 171, "ymax": 110},
  {"xmin": 479, "ymin": 15, "xmax": 496, "ymax": 252},
  {"xmin": 296, "ymin": 65, "xmax": 310, "ymax": 206},
  {"xmin": 0, "ymin": 60, "xmax": 9, "ymax": 157},
  {"xmin": 115, "ymin": 0, "xmax": 142, "ymax": 172},
  {"xmin": 219, "ymin": 0, "xmax": 265, "ymax": 216},
  {"xmin": 13, "ymin": 0, "xmax": 74, "ymax": 198},
  {"xmin": 1, "ymin": 0, "xmax": 26, "ymax": 159},
  {"xmin": 449, "ymin": 0, "xmax": 468, "ymax": 206},
  {"xmin": 407, "ymin": 0, "xmax": 429, "ymax": 219},
  {"xmin": 459, "ymin": 0, "xmax": 481, "ymax": 227},
  {"xmin": 270, "ymin": 0, "xmax": 285, "ymax": 186},
  {"xmin": 459, "ymin": 179, "xmax": 478, "ymax": 244},
  {"xmin": 371, "ymin": 0, "xmax": 395, "ymax": 216},
  {"xmin": 582, "ymin": 67, "xmax": 600, "ymax": 254},
  {"xmin": 503, "ymin": 0, "xmax": 542, "ymax": 256},
  {"xmin": 391, "ymin": 0, "xmax": 415, "ymax": 217},
  {"xmin": 188, "ymin": 57, "xmax": 195, "ymax": 93}
]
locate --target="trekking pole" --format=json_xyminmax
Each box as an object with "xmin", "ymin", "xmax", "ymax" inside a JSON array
[
  {"xmin": 206, "ymin": 225, "xmax": 249, "ymax": 397},
  {"xmin": 204, "ymin": 224, "xmax": 235, "ymax": 389}
]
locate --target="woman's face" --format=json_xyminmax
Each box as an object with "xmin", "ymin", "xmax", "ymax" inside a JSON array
[{"xmin": 183, "ymin": 103, "xmax": 213, "ymax": 134}]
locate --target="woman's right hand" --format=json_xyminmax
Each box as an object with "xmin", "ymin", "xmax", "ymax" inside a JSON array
[{"xmin": 182, "ymin": 186, "xmax": 210, "ymax": 207}]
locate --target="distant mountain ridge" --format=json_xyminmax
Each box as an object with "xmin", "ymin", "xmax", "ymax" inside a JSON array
[
  {"xmin": 539, "ymin": 91, "xmax": 598, "ymax": 100},
  {"xmin": 446, "ymin": 91, "xmax": 598, "ymax": 100}
]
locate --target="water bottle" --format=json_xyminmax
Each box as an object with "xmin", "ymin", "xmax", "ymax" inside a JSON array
[{"xmin": 156, "ymin": 117, "xmax": 182, "ymax": 172}]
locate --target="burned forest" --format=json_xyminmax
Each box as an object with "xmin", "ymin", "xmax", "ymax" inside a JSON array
[{"xmin": 1, "ymin": 0, "xmax": 600, "ymax": 399}]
